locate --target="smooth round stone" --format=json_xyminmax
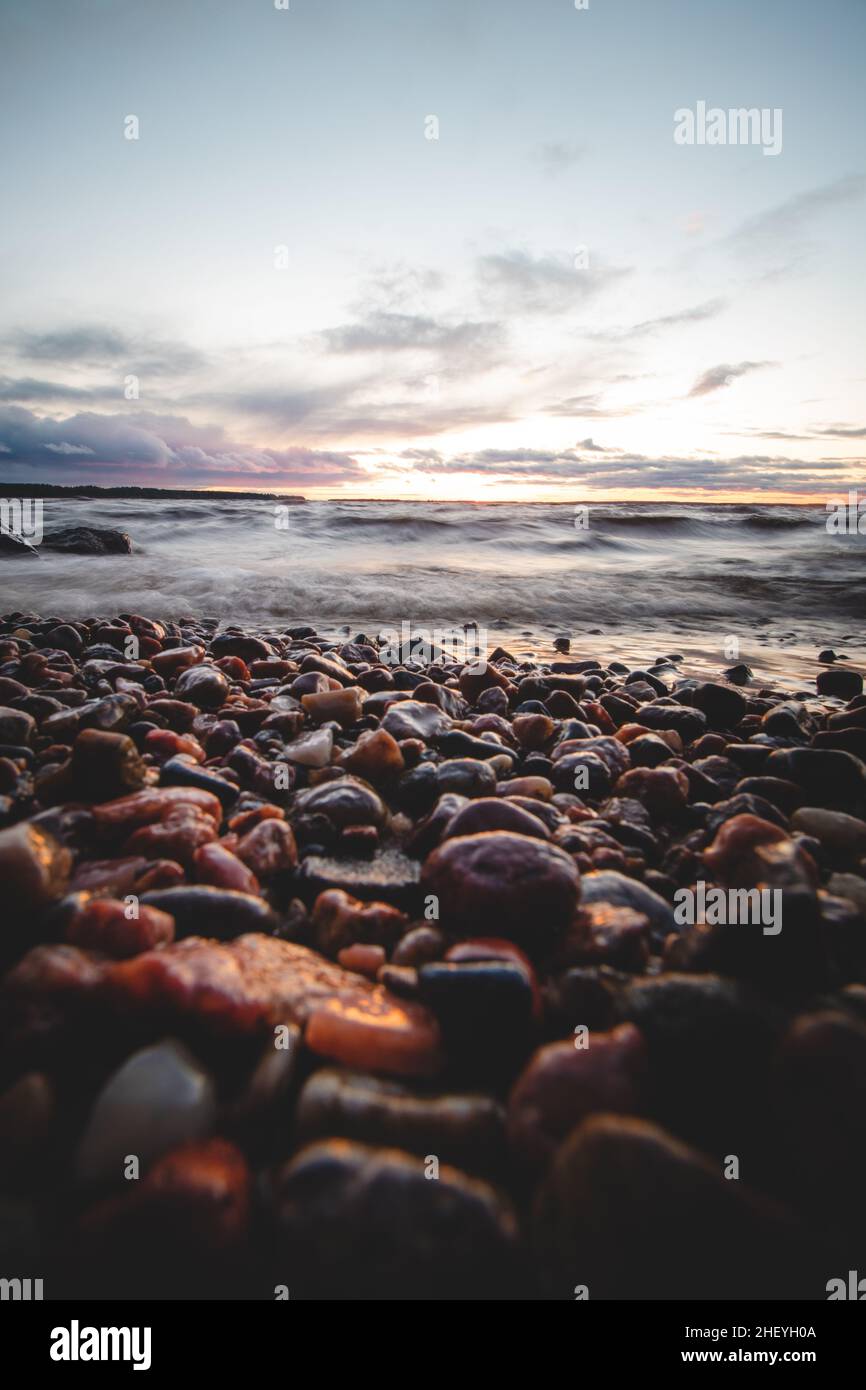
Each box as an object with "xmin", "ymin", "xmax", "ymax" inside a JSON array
[
  {"xmin": 476, "ymin": 686, "xmax": 509, "ymax": 715},
  {"xmin": 283, "ymin": 728, "xmax": 334, "ymax": 768},
  {"xmin": 765, "ymin": 747, "xmax": 866, "ymax": 810},
  {"xmin": 614, "ymin": 766, "xmax": 689, "ymax": 817},
  {"xmin": 420, "ymin": 831, "xmax": 580, "ymax": 952},
  {"xmin": 632, "ymin": 702, "xmax": 707, "ymax": 743},
  {"xmin": 734, "ymin": 776, "xmax": 803, "ymax": 814},
  {"xmin": 702, "ymin": 812, "xmax": 790, "ymax": 886},
  {"xmin": 687, "ymin": 681, "xmax": 747, "ymax": 729},
  {"xmin": 513, "ymin": 714, "xmax": 555, "ymax": 749},
  {"xmin": 173, "ymin": 664, "xmax": 230, "ymax": 710},
  {"xmin": 0, "ymin": 707, "xmax": 35, "ymax": 746},
  {"xmin": 578, "ymin": 870, "xmax": 675, "ymax": 939},
  {"xmin": 391, "ymin": 925, "xmax": 446, "ymax": 967},
  {"xmin": 382, "ymin": 700, "xmax": 452, "ymax": 742},
  {"xmin": 0, "ymin": 820, "xmax": 72, "ymax": 926},
  {"xmin": 551, "ymin": 751, "xmax": 611, "ymax": 798},
  {"xmin": 0, "ymin": 1073, "xmax": 55, "ymax": 1172},
  {"xmin": 762, "ymin": 700, "xmax": 815, "ymax": 739},
  {"xmin": 418, "ymin": 961, "xmax": 535, "ymax": 1071},
  {"xmin": 705, "ymin": 791, "xmax": 789, "ymax": 835},
  {"xmin": 817, "ymin": 667, "xmax": 863, "ymax": 700},
  {"xmin": 627, "ymin": 733, "xmax": 675, "ymax": 768},
  {"xmin": 828, "ymin": 872, "xmax": 866, "ymax": 914},
  {"xmin": 295, "ymin": 1069, "xmax": 505, "ymax": 1173},
  {"xmin": 271, "ymin": 1139, "xmax": 519, "ymax": 1299},
  {"xmin": 65, "ymin": 728, "xmax": 149, "ymax": 801},
  {"xmin": 236, "ymin": 818, "xmax": 298, "ymax": 877},
  {"xmin": 533, "ymin": 1114, "xmax": 824, "ymax": 1300},
  {"xmin": 300, "ymin": 686, "xmax": 364, "ymax": 725},
  {"xmin": 611, "ymin": 973, "xmax": 784, "ymax": 1149},
  {"xmin": 406, "ymin": 792, "xmax": 469, "ymax": 856},
  {"xmin": 76, "ymin": 1040, "xmax": 216, "ymax": 1185},
  {"xmin": 338, "ymin": 728, "xmax": 404, "ymax": 781},
  {"xmin": 767, "ymin": 1011, "xmax": 866, "ymax": 1239},
  {"xmin": 507, "ymin": 1023, "xmax": 646, "ymax": 1168},
  {"xmin": 435, "ymin": 729, "xmax": 518, "ymax": 764},
  {"xmin": 435, "ymin": 757, "xmax": 497, "ymax": 797},
  {"xmin": 442, "ymin": 797, "xmax": 550, "ymax": 841},
  {"xmin": 158, "ymin": 755, "xmax": 239, "ymax": 809},
  {"xmin": 293, "ymin": 777, "xmax": 386, "ymax": 828},
  {"xmin": 791, "ymin": 807, "xmax": 866, "ymax": 863},
  {"xmin": 141, "ymin": 886, "xmax": 280, "ymax": 938},
  {"xmin": 210, "ymin": 633, "xmax": 273, "ymax": 662}
]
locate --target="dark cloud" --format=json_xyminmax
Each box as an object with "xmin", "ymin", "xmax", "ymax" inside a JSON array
[
  {"xmin": 12, "ymin": 326, "xmax": 206, "ymax": 376},
  {"xmin": 0, "ymin": 376, "xmax": 104, "ymax": 404},
  {"xmin": 577, "ymin": 437, "xmax": 614, "ymax": 452},
  {"xmin": 688, "ymin": 361, "xmax": 772, "ymax": 397},
  {"xmin": 408, "ymin": 446, "xmax": 863, "ymax": 494},
  {"xmin": 0, "ymin": 406, "xmax": 366, "ymax": 488}
]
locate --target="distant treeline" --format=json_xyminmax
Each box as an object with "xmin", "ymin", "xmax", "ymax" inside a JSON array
[{"xmin": 0, "ymin": 483, "xmax": 305, "ymax": 501}]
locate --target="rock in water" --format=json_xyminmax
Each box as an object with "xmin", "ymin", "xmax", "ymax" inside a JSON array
[{"xmin": 42, "ymin": 526, "xmax": 133, "ymax": 555}]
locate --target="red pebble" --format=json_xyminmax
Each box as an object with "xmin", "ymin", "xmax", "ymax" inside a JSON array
[
  {"xmin": 193, "ymin": 841, "xmax": 261, "ymax": 894},
  {"xmin": 123, "ymin": 808, "xmax": 217, "ymax": 868},
  {"xmin": 235, "ymin": 818, "xmax": 298, "ymax": 877},
  {"xmin": 338, "ymin": 943, "xmax": 387, "ymax": 977},
  {"xmin": 144, "ymin": 729, "xmax": 206, "ymax": 763},
  {"xmin": 67, "ymin": 898, "xmax": 175, "ymax": 959}
]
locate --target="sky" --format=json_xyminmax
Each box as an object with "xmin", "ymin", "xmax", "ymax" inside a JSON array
[{"xmin": 0, "ymin": 0, "xmax": 864, "ymax": 501}]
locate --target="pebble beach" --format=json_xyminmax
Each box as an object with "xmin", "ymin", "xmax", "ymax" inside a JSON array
[{"xmin": 2, "ymin": 596, "xmax": 866, "ymax": 1300}]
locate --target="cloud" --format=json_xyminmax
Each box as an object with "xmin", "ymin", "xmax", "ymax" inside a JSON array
[
  {"xmin": 534, "ymin": 142, "xmax": 585, "ymax": 176},
  {"xmin": 815, "ymin": 424, "xmax": 866, "ymax": 439},
  {"xmin": 688, "ymin": 361, "xmax": 771, "ymax": 397},
  {"xmin": 321, "ymin": 312, "xmax": 502, "ymax": 356},
  {"xmin": 0, "ymin": 406, "xmax": 367, "ymax": 488},
  {"xmin": 476, "ymin": 249, "xmax": 629, "ymax": 314},
  {"xmin": 726, "ymin": 174, "xmax": 866, "ymax": 248},
  {"xmin": 404, "ymin": 446, "xmax": 864, "ymax": 494},
  {"xmin": 577, "ymin": 437, "xmax": 615, "ymax": 452},
  {"xmin": 12, "ymin": 325, "xmax": 206, "ymax": 376},
  {"xmin": 0, "ymin": 375, "xmax": 105, "ymax": 404},
  {"xmin": 589, "ymin": 297, "xmax": 727, "ymax": 344},
  {"xmin": 545, "ymin": 393, "xmax": 649, "ymax": 419}
]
